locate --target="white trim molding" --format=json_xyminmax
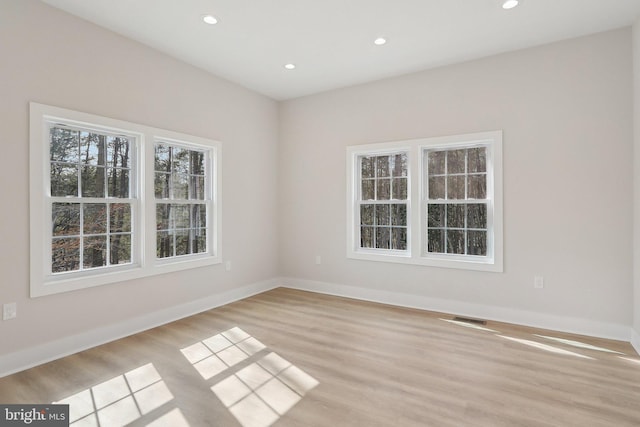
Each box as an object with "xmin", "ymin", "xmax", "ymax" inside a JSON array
[
  {"xmin": 30, "ymin": 102, "xmax": 223, "ymax": 297},
  {"xmin": 346, "ymin": 130, "xmax": 503, "ymax": 272},
  {"xmin": 0, "ymin": 278, "xmax": 279, "ymax": 378},
  {"xmin": 281, "ymin": 277, "xmax": 631, "ymax": 342}
]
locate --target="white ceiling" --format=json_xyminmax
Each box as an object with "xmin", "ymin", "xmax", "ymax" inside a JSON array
[{"xmin": 41, "ymin": 0, "xmax": 640, "ymax": 100}]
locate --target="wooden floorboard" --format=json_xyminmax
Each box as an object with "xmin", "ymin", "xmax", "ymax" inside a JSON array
[{"xmin": 1, "ymin": 288, "xmax": 639, "ymax": 426}]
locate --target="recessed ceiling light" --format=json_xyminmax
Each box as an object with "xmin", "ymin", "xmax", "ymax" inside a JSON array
[
  {"xmin": 284, "ymin": 63, "xmax": 296, "ymax": 70},
  {"xmin": 374, "ymin": 37, "xmax": 387, "ymax": 46},
  {"xmin": 203, "ymin": 15, "xmax": 218, "ymax": 25},
  {"xmin": 502, "ymin": 0, "xmax": 519, "ymax": 9}
]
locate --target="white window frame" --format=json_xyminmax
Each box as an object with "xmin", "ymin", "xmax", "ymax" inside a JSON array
[
  {"xmin": 346, "ymin": 131, "xmax": 503, "ymax": 272},
  {"xmin": 348, "ymin": 145, "xmax": 412, "ymax": 258},
  {"xmin": 30, "ymin": 103, "xmax": 222, "ymax": 297}
]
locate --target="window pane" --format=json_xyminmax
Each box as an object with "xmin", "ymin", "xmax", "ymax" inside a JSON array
[
  {"xmin": 377, "ymin": 179, "xmax": 391, "ymax": 200},
  {"xmin": 376, "ymin": 156, "xmax": 390, "ymax": 177},
  {"xmin": 467, "ymin": 230, "xmax": 487, "ymax": 256},
  {"xmin": 190, "ymin": 151, "xmax": 205, "ymax": 175},
  {"xmin": 156, "ymin": 204, "xmax": 170, "ymax": 230},
  {"xmin": 52, "ymin": 203, "xmax": 80, "ymax": 236},
  {"xmin": 50, "ymin": 164, "xmax": 78, "ymax": 197},
  {"xmin": 81, "ymin": 166, "xmax": 105, "ymax": 197},
  {"xmin": 156, "ymin": 231, "xmax": 173, "ymax": 258},
  {"xmin": 361, "ymin": 226, "xmax": 374, "ymax": 248},
  {"xmin": 190, "ymin": 175, "xmax": 205, "ymax": 200},
  {"xmin": 375, "ymin": 204, "xmax": 390, "ymax": 226},
  {"xmin": 83, "ymin": 203, "xmax": 107, "ymax": 234},
  {"xmin": 80, "ymin": 132, "xmax": 105, "ymax": 166},
  {"xmin": 447, "ymin": 204, "xmax": 465, "ymax": 228},
  {"xmin": 52, "ymin": 237, "xmax": 80, "ymax": 273},
  {"xmin": 447, "ymin": 176, "xmax": 465, "ymax": 200},
  {"xmin": 172, "ymin": 173, "xmax": 189, "ymax": 200},
  {"xmin": 191, "ymin": 228, "xmax": 207, "ymax": 254},
  {"xmin": 428, "ymin": 151, "xmax": 445, "ymax": 175},
  {"xmin": 173, "ymin": 204, "xmax": 190, "ymax": 229},
  {"xmin": 107, "ymin": 137, "xmax": 130, "ymax": 168},
  {"xmin": 155, "ymin": 172, "xmax": 170, "ymax": 199},
  {"xmin": 376, "ymin": 227, "xmax": 390, "ymax": 249},
  {"xmin": 172, "ymin": 148, "xmax": 189, "ymax": 176},
  {"xmin": 50, "ymin": 128, "xmax": 79, "ymax": 163},
  {"xmin": 391, "ymin": 153, "xmax": 408, "ymax": 177},
  {"xmin": 155, "ymin": 144, "xmax": 171, "ymax": 172},
  {"xmin": 468, "ymin": 147, "xmax": 486, "ymax": 173},
  {"xmin": 427, "ymin": 229, "xmax": 444, "ymax": 253},
  {"xmin": 175, "ymin": 230, "xmax": 190, "ymax": 256},
  {"xmin": 447, "ymin": 149, "xmax": 466, "ymax": 174},
  {"xmin": 427, "ymin": 204, "xmax": 444, "ymax": 228},
  {"xmin": 428, "ymin": 176, "xmax": 445, "ymax": 200},
  {"xmin": 362, "ymin": 180, "xmax": 375, "ymax": 200},
  {"xmin": 446, "ymin": 230, "xmax": 465, "ymax": 254},
  {"xmin": 107, "ymin": 168, "xmax": 130, "ymax": 198},
  {"xmin": 467, "ymin": 174, "xmax": 486, "ymax": 199},
  {"xmin": 392, "ymin": 178, "xmax": 407, "ymax": 200},
  {"xmin": 391, "ymin": 204, "xmax": 407, "ymax": 226},
  {"xmin": 110, "ymin": 203, "xmax": 131, "ymax": 233},
  {"xmin": 360, "ymin": 204, "xmax": 374, "ymax": 225},
  {"xmin": 467, "ymin": 204, "xmax": 487, "ymax": 229},
  {"xmin": 110, "ymin": 234, "xmax": 131, "ymax": 264},
  {"xmin": 391, "ymin": 228, "xmax": 407, "ymax": 250},
  {"xmin": 153, "ymin": 142, "xmax": 213, "ymax": 260},
  {"xmin": 192, "ymin": 204, "xmax": 207, "ymax": 229},
  {"xmin": 83, "ymin": 236, "xmax": 107, "ymax": 269},
  {"xmin": 361, "ymin": 157, "xmax": 375, "ymax": 179}
]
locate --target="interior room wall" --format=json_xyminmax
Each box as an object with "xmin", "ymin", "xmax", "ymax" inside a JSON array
[
  {"xmin": 279, "ymin": 28, "xmax": 634, "ymax": 340},
  {"xmin": 0, "ymin": 0, "xmax": 279, "ymax": 369},
  {"xmin": 633, "ymin": 19, "xmax": 640, "ymax": 353}
]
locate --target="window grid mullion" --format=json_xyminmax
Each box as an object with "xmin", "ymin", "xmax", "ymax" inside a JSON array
[{"xmin": 106, "ymin": 203, "xmax": 111, "ymax": 267}]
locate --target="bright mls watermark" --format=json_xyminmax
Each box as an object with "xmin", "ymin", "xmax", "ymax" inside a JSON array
[{"xmin": 1, "ymin": 405, "xmax": 69, "ymax": 426}]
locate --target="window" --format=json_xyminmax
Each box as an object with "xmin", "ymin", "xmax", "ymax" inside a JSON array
[
  {"xmin": 425, "ymin": 146, "xmax": 489, "ymax": 257},
  {"xmin": 155, "ymin": 143, "xmax": 210, "ymax": 259},
  {"xmin": 358, "ymin": 153, "xmax": 408, "ymax": 252},
  {"xmin": 347, "ymin": 131, "xmax": 502, "ymax": 272},
  {"xmin": 30, "ymin": 103, "xmax": 222, "ymax": 297},
  {"xmin": 50, "ymin": 127, "xmax": 135, "ymax": 273}
]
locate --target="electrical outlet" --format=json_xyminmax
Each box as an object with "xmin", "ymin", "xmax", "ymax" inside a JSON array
[
  {"xmin": 225, "ymin": 261, "xmax": 232, "ymax": 271},
  {"xmin": 315, "ymin": 255, "xmax": 321, "ymax": 265},
  {"xmin": 534, "ymin": 276, "xmax": 544, "ymax": 289},
  {"xmin": 3, "ymin": 303, "xmax": 16, "ymax": 320}
]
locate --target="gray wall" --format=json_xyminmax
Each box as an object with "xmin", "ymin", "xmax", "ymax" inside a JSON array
[
  {"xmin": 0, "ymin": 0, "xmax": 279, "ymax": 355},
  {"xmin": 279, "ymin": 28, "xmax": 633, "ymax": 338}
]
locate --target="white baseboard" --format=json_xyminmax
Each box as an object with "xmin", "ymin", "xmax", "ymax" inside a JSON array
[
  {"xmin": 0, "ymin": 278, "xmax": 279, "ymax": 378},
  {"xmin": 281, "ymin": 277, "xmax": 632, "ymax": 342},
  {"xmin": 632, "ymin": 328, "xmax": 640, "ymax": 356}
]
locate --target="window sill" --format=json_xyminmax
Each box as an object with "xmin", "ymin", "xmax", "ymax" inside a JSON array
[
  {"xmin": 32, "ymin": 256, "xmax": 222, "ymax": 297},
  {"xmin": 347, "ymin": 250, "xmax": 502, "ymax": 272}
]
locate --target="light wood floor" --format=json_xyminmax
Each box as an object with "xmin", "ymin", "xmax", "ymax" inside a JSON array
[{"xmin": 1, "ymin": 288, "xmax": 640, "ymax": 427}]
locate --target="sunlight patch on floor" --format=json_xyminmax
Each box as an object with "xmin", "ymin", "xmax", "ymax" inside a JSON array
[
  {"xmin": 533, "ymin": 335, "xmax": 625, "ymax": 355},
  {"xmin": 181, "ymin": 327, "xmax": 319, "ymax": 427},
  {"xmin": 181, "ymin": 327, "xmax": 267, "ymax": 380},
  {"xmin": 619, "ymin": 356, "xmax": 640, "ymax": 366},
  {"xmin": 439, "ymin": 318, "xmax": 498, "ymax": 333},
  {"xmin": 212, "ymin": 352, "xmax": 318, "ymax": 427},
  {"xmin": 497, "ymin": 335, "xmax": 595, "ymax": 360},
  {"xmin": 54, "ymin": 363, "xmax": 179, "ymax": 427}
]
